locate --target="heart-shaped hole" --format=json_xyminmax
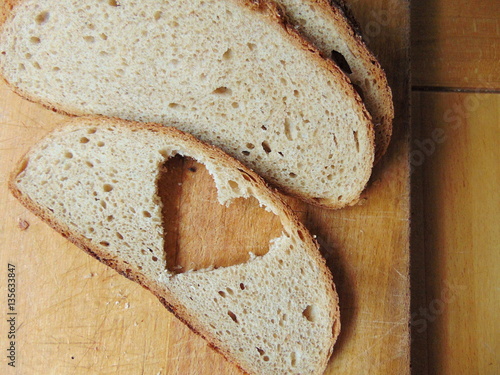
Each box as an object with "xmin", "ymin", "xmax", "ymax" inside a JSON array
[{"xmin": 159, "ymin": 155, "xmax": 283, "ymax": 274}]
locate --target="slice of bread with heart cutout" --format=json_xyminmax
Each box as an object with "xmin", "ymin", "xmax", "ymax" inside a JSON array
[{"xmin": 9, "ymin": 116, "xmax": 340, "ymax": 375}]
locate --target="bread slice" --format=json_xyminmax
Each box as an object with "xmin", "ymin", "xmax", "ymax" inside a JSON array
[
  {"xmin": 275, "ymin": 0, "xmax": 394, "ymax": 162},
  {"xmin": 0, "ymin": 0, "xmax": 374, "ymax": 209},
  {"xmin": 9, "ymin": 116, "xmax": 340, "ymax": 375}
]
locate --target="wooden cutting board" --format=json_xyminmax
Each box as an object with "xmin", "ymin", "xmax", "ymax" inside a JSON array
[{"xmin": 0, "ymin": 1, "xmax": 410, "ymax": 374}]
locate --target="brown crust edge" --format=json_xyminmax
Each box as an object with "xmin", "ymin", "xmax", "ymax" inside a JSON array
[
  {"xmin": 9, "ymin": 116, "xmax": 340, "ymax": 375},
  {"xmin": 1, "ymin": 0, "xmax": 374, "ymax": 210}
]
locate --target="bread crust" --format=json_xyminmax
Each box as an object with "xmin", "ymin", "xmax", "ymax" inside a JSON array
[
  {"xmin": 1, "ymin": 0, "xmax": 374, "ymax": 210},
  {"xmin": 9, "ymin": 116, "xmax": 340, "ymax": 375}
]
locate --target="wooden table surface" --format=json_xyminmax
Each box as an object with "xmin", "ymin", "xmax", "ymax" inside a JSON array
[
  {"xmin": 411, "ymin": 0, "xmax": 499, "ymax": 374},
  {"xmin": 0, "ymin": 1, "xmax": 411, "ymax": 374},
  {"xmin": 1, "ymin": 0, "xmax": 497, "ymax": 374}
]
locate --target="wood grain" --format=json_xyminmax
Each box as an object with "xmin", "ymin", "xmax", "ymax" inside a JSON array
[
  {"xmin": 412, "ymin": 0, "xmax": 500, "ymax": 90},
  {"xmin": 412, "ymin": 92, "xmax": 500, "ymax": 375},
  {"xmin": 0, "ymin": 0, "xmax": 410, "ymax": 373}
]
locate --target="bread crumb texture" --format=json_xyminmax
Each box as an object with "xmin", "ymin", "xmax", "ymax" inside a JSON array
[
  {"xmin": 0, "ymin": 0, "xmax": 374, "ymax": 208},
  {"xmin": 12, "ymin": 118, "xmax": 339, "ymax": 375}
]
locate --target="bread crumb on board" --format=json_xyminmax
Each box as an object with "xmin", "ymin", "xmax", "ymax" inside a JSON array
[{"xmin": 17, "ymin": 218, "xmax": 30, "ymax": 230}]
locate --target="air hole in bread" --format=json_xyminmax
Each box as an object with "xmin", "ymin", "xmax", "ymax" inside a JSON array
[
  {"xmin": 302, "ymin": 305, "xmax": 317, "ymax": 322},
  {"xmin": 160, "ymin": 156, "xmax": 283, "ymax": 274},
  {"xmin": 291, "ymin": 351, "xmax": 298, "ymax": 367},
  {"xmin": 330, "ymin": 50, "xmax": 352, "ymax": 75},
  {"xmin": 108, "ymin": 0, "xmax": 120, "ymax": 6},
  {"xmin": 103, "ymin": 184, "xmax": 113, "ymax": 192},
  {"xmin": 30, "ymin": 36, "xmax": 41, "ymax": 44},
  {"xmin": 222, "ymin": 48, "xmax": 232, "ymax": 60},
  {"xmin": 212, "ymin": 86, "xmax": 232, "ymax": 95},
  {"xmin": 228, "ymin": 310, "xmax": 238, "ymax": 323},
  {"xmin": 153, "ymin": 11, "xmax": 162, "ymax": 20},
  {"xmin": 353, "ymin": 131, "xmax": 360, "ymax": 152},
  {"xmin": 35, "ymin": 11, "xmax": 50, "ymax": 25},
  {"xmin": 284, "ymin": 118, "xmax": 294, "ymax": 141},
  {"xmin": 228, "ymin": 180, "xmax": 239, "ymax": 194},
  {"xmin": 80, "ymin": 137, "xmax": 89, "ymax": 144},
  {"xmin": 168, "ymin": 103, "xmax": 183, "ymax": 109},
  {"xmin": 83, "ymin": 36, "xmax": 95, "ymax": 43},
  {"xmin": 247, "ymin": 43, "xmax": 256, "ymax": 51},
  {"xmin": 64, "ymin": 151, "xmax": 73, "ymax": 159},
  {"xmin": 261, "ymin": 141, "xmax": 271, "ymax": 154},
  {"xmin": 237, "ymin": 169, "xmax": 256, "ymax": 183}
]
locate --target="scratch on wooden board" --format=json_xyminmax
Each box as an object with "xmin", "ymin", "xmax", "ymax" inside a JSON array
[
  {"xmin": 334, "ymin": 217, "xmax": 357, "ymax": 222},
  {"xmin": 140, "ymin": 336, "xmax": 153, "ymax": 375},
  {"xmin": 164, "ymin": 353, "xmax": 201, "ymax": 362},
  {"xmin": 481, "ymin": 342, "xmax": 497, "ymax": 358},
  {"xmin": 172, "ymin": 337, "xmax": 201, "ymax": 347},
  {"xmin": 393, "ymin": 267, "xmax": 407, "ymax": 280},
  {"xmin": 355, "ymin": 214, "xmax": 409, "ymax": 221},
  {"xmin": 73, "ymin": 313, "xmax": 110, "ymax": 370},
  {"xmin": 365, "ymin": 320, "xmax": 407, "ymax": 325},
  {"xmin": 0, "ymin": 119, "xmax": 47, "ymax": 130},
  {"xmin": 342, "ymin": 323, "xmax": 406, "ymax": 367}
]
